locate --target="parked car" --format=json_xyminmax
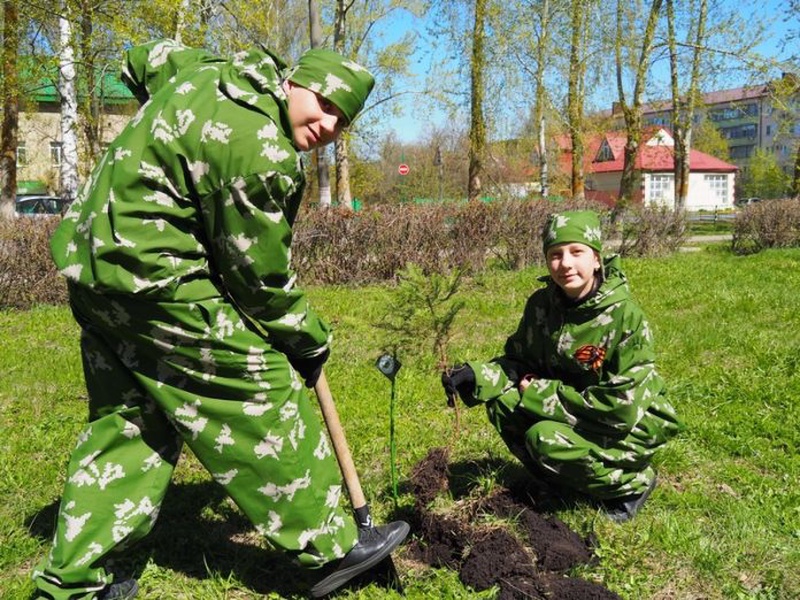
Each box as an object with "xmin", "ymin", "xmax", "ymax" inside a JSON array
[
  {"xmin": 734, "ymin": 197, "xmax": 761, "ymax": 208},
  {"xmin": 15, "ymin": 195, "xmax": 70, "ymax": 216}
]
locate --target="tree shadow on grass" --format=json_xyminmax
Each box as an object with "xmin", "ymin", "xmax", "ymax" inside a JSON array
[
  {"xmin": 24, "ymin": 455, "xmax": 593, "ymax": 599},
  {"xmin": 26, "ymin": 481, "xmax": 321, "ymax": 598}
]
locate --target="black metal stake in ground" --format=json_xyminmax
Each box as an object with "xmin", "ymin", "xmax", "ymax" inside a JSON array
[{"xmin": 376, "ymin": 352, "xmax": 402, "ymax": 506}]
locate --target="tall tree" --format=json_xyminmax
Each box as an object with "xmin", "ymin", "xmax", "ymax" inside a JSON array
[
  {"xmin": 327, "ymin": 0, "xmax": 421, "ymax": 207},
  {"xmin": 77, "ymin": 0, "xmax": 101, "ymax": 161},
  {"xmin": 173, "ymin": 0, "xmax": 191, "ymax": 41},
  {"xmin": 566, "ymin": 0, "xmax": 587, "ymax": 201},
  {"xmin": 59, "ymin": 0, "xmax": 80, "ymax": 204},
  {"xmin": 0, "ymin": 0, "xmax": 20, "ymax": 220},
  {"xmin": 781, "ymin": 0, "xmax": 799, "ymax": 198},
  {"xmin": 740, "ymin": 147, "xmax": 790, "ymax": 199},
  {"xmin": 467, "ymin": 0, "xmax": 487, "ymax": 201},
  {"xmin": 309, "ymin": 0, "xmax": 333, "ymax": 208},
  {"xmin": 333, "ymin": 0, "xmax": 354, "ymax": 208},
  {"xmin": 667, "ymin": 0, "xmax": 706, "ymax": 211},
  {"xmin": 498, "ymin": 0, "xmax": 571, "ymax": 200},
  {"xmin": 533, "ymin": 0, "xmax": 552, "ymax": 199},
  {"xmin": 615, "ymin": 0, "xmax": 663, "ymax": 204},
  {"xmin": 691, "ymin": 118, "xmax": 728, "ymax": 159}
]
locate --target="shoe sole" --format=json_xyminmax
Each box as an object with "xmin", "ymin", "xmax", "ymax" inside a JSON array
[
  {"xmin": 101, "ymin": 579, "xmax": 139, "ymax": 600},
  {"xmin": 605, "ymin": 476, "xmax": 658, "ymax": 523},
  {"xmin": 310, "ymin": 522, "xmax": 410, "ymax": 598}
]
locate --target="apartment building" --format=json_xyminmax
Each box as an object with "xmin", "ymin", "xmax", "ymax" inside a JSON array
[{"xmin": 622, "ymin": 74, "xmax": 800, "ymax": 180}]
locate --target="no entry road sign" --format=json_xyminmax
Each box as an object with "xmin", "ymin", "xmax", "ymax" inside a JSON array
[{"xmin": 398, "ymin": 163, "xmax": 410, "ymax": 175}]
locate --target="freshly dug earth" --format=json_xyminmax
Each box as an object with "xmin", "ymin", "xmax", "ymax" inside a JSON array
[{"xmin": 406, "ymin": 447, "xmax": 623, "ymax": 600}]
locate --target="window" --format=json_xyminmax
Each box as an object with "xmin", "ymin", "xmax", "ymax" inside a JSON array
[
  {"xmin": 50, "ymin": 141, "xmax": 62, "ymax": 167},
  {"xmin": 595, "ymin": 140, "xmax": 614, "ymax": 162},
  {"xmin": 16, "ymin": 143, "xmax": 27, "ymax": 166},
  {"xmin": 730, "ymin": 145, "xmax": 755, "ymax": 159},
  {"xmin": 705, "ymin": 174, "xmax": 728, "ymax": 204},
  {"xmin": 648, "ymin": 174, "xmax": 673, "ymax": 206},
  {"xmin": 721, "ymin": 123, "xmax": 757, "ymax": 140},
  {"xmin": 766, "ymin": 124, "xmax": 772, "ymax": 136},
  {"xmin": 644, "ymin": 115, "xmax": 670, "ymax": 127},
  {"xmin": 708, "ymin": 103, "xmax": 758, "ymax": 122}
]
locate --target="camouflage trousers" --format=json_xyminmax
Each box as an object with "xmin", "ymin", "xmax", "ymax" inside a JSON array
[
  {"xmin": 485, "ymin": 393, "xmax": 668, "ymax": 500},
  {"xmin": 33, "ymin": 284, "xmax": 357, "ymax": 600}
]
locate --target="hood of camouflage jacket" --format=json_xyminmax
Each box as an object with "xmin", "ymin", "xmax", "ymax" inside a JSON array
[
  {"xmin": 540, "ymin": 254, "xmax": 630, "ymax": 314},
  {"xmin": 122, "ymin": 40, "xmax": 291, "ymax": 126}
]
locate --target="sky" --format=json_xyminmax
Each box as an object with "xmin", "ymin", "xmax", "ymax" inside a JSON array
[{"xmin": 373, "ymin": 1, "xmax": 797, "ymax": 145}]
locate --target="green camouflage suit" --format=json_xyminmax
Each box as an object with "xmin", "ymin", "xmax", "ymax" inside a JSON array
[
  {"xmin": 464, "ymin": 255, "xmax": 683, "ymax": 500},
  {"xmin": 34, "ymin": 40, "xmax": 367, "ymax": 599}
]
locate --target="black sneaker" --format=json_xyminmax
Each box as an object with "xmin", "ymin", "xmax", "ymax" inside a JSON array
[
  {"xmin": 603, "ymin": 476, "xmax": 657, "ymax": 523},
  {"xmin": 99, "ymin": 579, "xmax": 138, "ymax": 600},
  {"xmin": 310, "ymin": 521, "xmax": 410, "ymax": 598}
]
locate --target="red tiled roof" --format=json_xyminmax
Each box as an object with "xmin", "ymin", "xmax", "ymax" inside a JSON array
[{"xmin": 559, "ymin": 129, "xmax": 737, "ymax": 174}]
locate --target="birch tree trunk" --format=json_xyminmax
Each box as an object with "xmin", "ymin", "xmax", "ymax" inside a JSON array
[
  {"xmin": 59, "ymin": 1, "xmax": 80, "ymax": 204},
  {"xmin": 667, "ymin": 0, "xmax": 706, "ymax": 211},
  {"xmin": 793, "ymin": 145, "xmax": 800, "ymax": 199},
  {"xmin": 79, "ymin": 0, "xmax": 101, "ymax": 161},
  {"xmin": 616, "ymin": 0, "xmax": 662, "ymax": 204},
  {"xmin": 534, "ymin": 0, "xmax": 550, "ymax": 199},
  {"xmin": 567, "ymin": 0, "xmax": 586, "ymax": 202},
  {"xmin": 333, "ymin": 0, "xmax": 353, "ymax": 209},
  {"xmin": 0, "ymin": 0, "xmax": 19, "ymax": 220},
  {"xmin": 309, "ymin": 0, "xmax": 333, "ymax": 207},
  {"xmin": 468, "ymin": 0, "xmax": 487, "ymax": 202},
  {"xmin": 174, "ymin": 0, "xmax": 191, "ymax": 43},
  {"xmin": 334, "ymin": 134, "xmax": 353, "ymax": 208}
]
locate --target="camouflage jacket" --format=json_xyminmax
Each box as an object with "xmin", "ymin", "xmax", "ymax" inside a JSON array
[
  {"xmin": 467, "ymin": 255, "xmax": 682, "ymax": 440},
  {"xmin": 50, "ymin": 40, "xmax": 330, "ymax": 361}
]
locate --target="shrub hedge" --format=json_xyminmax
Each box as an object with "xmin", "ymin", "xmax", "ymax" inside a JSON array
[
  {"xmin": 0, "ymin": 217, "xmax": 67, "ymax": 310},
  {"xmin": 2, "ymin": 200, "xmax": 693, "ymax": 310},
  {"xmin": 731, "ymin": 198, "xmax": 800, "ymax": 255}
]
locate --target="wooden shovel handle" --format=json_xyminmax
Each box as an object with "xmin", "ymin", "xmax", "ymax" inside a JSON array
[{"xmin": 314, "ymin": 369, "xmax": 368, "ymax": 510}]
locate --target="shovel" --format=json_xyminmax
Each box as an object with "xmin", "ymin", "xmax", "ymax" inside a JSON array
[{"xmin": 311, "ymin": 369, "xmax": 406, "ymax": 596}]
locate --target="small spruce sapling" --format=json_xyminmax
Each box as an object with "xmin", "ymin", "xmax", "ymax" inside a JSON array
[{"xmin": 378, "ymin": 264, "xmax": 466, "ymax": 481}]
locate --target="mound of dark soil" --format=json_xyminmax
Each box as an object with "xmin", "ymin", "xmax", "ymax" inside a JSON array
[{"xmin": 407, "ymin": 447, "xmax": 622, "ymax": 600}]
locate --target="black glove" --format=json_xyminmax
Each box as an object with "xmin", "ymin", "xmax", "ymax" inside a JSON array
[
  {"xmin": 290, "ymin": 349, "xmax": 329, "ymax": 388},
  {"xmin": 441, "ymin": 364, "xmax": 476, "ymax": 407}
]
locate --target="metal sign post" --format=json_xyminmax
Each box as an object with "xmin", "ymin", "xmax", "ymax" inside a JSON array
[{"xmin": 375, "ymin": 353, "xmax": 402, "ymax": 504}]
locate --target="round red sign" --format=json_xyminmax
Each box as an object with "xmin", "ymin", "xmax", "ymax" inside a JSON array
[{"xmin": 398, "ymin": 163, "xmax": 410, "ymax": 175}]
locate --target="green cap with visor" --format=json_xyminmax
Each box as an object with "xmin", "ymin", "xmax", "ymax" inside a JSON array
[{"xmin": 287, "ymin": 48, "xmax": 375, "ymax": 125}]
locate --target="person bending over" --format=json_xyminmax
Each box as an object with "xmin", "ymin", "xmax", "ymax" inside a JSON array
[{"xmin": 34, "ymin": 40, "xmax": 407, "ymax": 600}]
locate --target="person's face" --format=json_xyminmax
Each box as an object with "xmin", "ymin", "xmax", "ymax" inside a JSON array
[
  {"xmin": 545, "ymin": 242, "xmax": 601, "ymax": 299},
  {"xmin": 285, "ymin": 82, "xmax": 346, "ymax": 151}
]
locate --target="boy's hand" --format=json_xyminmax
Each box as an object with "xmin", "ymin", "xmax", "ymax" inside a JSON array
[
  {"xmin": 290, "ymin": 349, "xmax": 330, "ymax": 388},
  {"xmin": 519, "ymin": 373, "xmax": 537, "ymax": 393},
  {"xmin": 441, "ymin": 364, "xmax": 476, "ymax": 406}
]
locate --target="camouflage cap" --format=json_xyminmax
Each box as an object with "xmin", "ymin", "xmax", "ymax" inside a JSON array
[
  {"xmin": 287, "ymin": 48, "xmax": 375, "ymax": 125},
  {"xmin": 542, "ymin": 210, "xmax": 603, "ymax": 253}
]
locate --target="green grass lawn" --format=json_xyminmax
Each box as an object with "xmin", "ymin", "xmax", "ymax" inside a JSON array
[
  {"xmin": 1, "ymin": 246, "xmax": 799, "ymax": 599},
  {"xmin": 687, "ymin": 217, "xmax": 735, "ymax": 235}
]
